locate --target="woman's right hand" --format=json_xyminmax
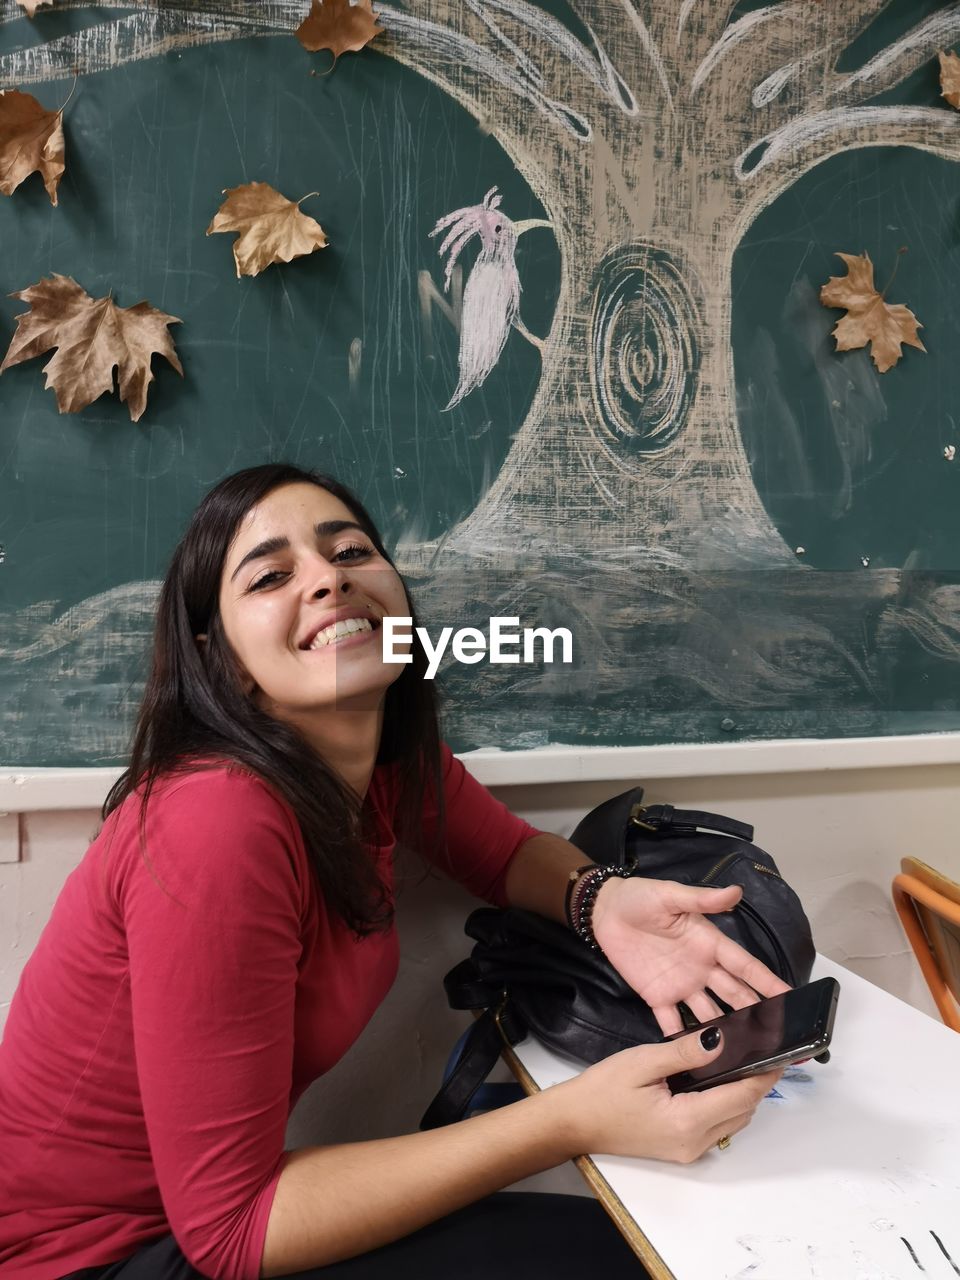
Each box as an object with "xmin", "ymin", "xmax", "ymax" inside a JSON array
[{"xmin": 545, "ymin": 1029, "xmax": 780, "ymax": 1165}]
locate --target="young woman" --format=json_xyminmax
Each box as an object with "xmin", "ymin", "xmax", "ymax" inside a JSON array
[{"xmin": 0, "ymin": 464, "xmax": 787, "ymax": 1280}]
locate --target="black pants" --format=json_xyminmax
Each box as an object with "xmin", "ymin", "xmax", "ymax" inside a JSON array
[{"xmin": 62, "ymin": 1193, "xmax": 647, "ymax": 1279}]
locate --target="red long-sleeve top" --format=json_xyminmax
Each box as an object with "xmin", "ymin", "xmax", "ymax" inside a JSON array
[{"xmin": 0, "ymin": 746, "xmax": 538, "ymax": 1280}]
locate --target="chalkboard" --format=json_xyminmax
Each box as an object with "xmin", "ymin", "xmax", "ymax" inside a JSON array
[{"xmin": 1, "ymin": 0, "xmax": 959, "ymax": 765}]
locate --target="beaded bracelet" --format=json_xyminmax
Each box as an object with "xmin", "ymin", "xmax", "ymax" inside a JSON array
[
  {"xmin": 568, "ymin": 862, "xmax": 636, "ymax": 951},
  {"xmin": 568, "ymin": 866, "xmax": 601, "ymax": 933},
  {"xmin": 563, "ymin": 864, "xmax": 597, "ymax": 931}
]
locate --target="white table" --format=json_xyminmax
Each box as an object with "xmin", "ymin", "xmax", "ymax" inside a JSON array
[{"xmin": 505, "ymin": 957, "xmax": 960, "ymax": 1280}]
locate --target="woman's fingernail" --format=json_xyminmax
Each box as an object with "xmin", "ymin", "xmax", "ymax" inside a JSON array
[{"xmin": 700, "ymin": 1026, "xmax": 721, "ymax": 1050}]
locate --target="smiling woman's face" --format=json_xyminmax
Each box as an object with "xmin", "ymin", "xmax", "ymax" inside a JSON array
[{"xmin": 217, "ymin": 482, "xmax": 409, "ymax": 723}]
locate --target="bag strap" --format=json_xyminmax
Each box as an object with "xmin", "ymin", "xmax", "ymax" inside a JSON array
[
  {"xmin": 632, "ymin": 803, "xmax": 754, "ymax": 843},
  {"xmin": 420, "ymin": 1002, "xmax": 526, "ymax": 1130},
  {"xmin": 570, "ymin": 787, "xmax": 754, "ymax": 864}
]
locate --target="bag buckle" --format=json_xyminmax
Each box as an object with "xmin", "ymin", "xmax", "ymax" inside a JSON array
[
  {"xmin": 629, "ymin": 802, "xmax": 659, "ymax": 832},
  {"xmin": 493, "ymin": 991, "xmax": 509, "ymax": 1038},
  {"xmin": 493, "ymin": 990, "xmax": 525, "ymax": 1048}
]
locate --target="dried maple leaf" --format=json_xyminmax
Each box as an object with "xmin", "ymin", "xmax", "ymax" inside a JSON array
[
  {"xmin": 295, "ymin": 0, "xmax": 383, "ymax": 61},
  {"xmin": 819, "ymin": 251, "xmax": 925, "ymax": 374},
  {"xmin": 939, "ymin": 50, "xmax": 960, "ymax": 109},
  {"xmin": 16, "ymin": 0, "xmax": 54, "ymax": 16},
  {"xmin": 0, "ymin": 275, "xmax": 183, "ymax": 422},
  {"xmin": 206, "ymin": 182, "xmax": 329, "ymax": 278},
  {"xmin": 0, "ymin": 89, "xmax": 65, "ymax": 205}
]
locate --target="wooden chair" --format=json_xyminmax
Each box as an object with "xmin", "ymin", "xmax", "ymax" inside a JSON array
[{"xmin": 892, "ymin": 857, "xmax": 960, "ymax": 1032}]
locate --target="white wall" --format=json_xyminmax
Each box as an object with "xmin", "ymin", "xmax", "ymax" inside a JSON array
[{"xmin": 2, "ymin": 761, "xmax": 958, "ymax": 1180}]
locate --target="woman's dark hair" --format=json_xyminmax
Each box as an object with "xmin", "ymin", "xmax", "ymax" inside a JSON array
[{"xmin": 102, "ymin": 463, "xmax": 443, "ymax": 936}]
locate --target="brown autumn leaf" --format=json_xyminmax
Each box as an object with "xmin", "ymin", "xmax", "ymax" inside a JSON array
[
  {"xmin": 819, "ymin": 251, "xmax": 925, "ymax": 374},
  {"xmin": 295, "ymin": 0, "xmax": 383, "ymax": 61},
  {"xmin": 0, "ymin": 89, "xmax": 65, "ymax": 205},
  {"xmin": 939, "ymin": 50, "xmax": 960, "ymax": 109},
  {"xmin": 16, "ymin": 0, "xmax": 54, "ymax": 17},
  {"xmin": 206, "ymin": 181, "xmax": 329, "ymax": 278},
  {"xmin": 0, "ymin": 275, "xmax": 183, "ymax": 422}
]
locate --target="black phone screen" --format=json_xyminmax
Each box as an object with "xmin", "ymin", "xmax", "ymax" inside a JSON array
[{"xmin": 666, "ymin": 976, "xmax": 840, "ymax": 1093}]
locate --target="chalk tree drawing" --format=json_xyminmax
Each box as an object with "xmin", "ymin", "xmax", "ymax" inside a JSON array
[
  {"xmin": 385, "ymin": 0, "xmax": 960, "ymax": 569},
  {"xmin": 3, "ymin": 0, "xmax": 960, "ymax": 756}
]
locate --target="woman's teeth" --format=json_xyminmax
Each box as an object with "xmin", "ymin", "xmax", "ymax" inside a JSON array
[{"xmin": 308, "ymin": 617, "xmax": 373, "ymax": 650}]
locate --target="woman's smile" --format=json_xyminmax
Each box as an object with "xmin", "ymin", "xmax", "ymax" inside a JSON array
[
  {"xmin": 299, "ymin": 607, "xmax": 381, "ymax": 652},
  {"xmin": 301, "ymin": 617, "xmax": 379, "ymax": 653}
]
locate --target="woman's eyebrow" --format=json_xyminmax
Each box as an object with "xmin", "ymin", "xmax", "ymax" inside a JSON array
[{"xmin": 230, "ymin": 520, "xmax": 366, "ymax": 581}]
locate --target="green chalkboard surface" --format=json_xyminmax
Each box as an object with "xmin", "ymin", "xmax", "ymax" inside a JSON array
[{"xmin": 1, "ymin": 0, "xmax": 959, "ymax": 764}]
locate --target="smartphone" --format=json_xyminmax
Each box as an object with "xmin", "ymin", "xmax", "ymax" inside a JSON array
[{"xmin": 665, "ymin": 976, "xmax": 840, "ymax": 1093}]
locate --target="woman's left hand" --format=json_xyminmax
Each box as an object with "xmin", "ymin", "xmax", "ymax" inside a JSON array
[{"xmin": 590, "ymin": 876, "xmax": 792, "ymax": 1036}]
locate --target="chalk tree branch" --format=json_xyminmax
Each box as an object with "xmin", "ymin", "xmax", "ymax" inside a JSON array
[
  {"xmin": 0, "ymin": 0, "xmax": 297, "ymax": 33},
  {"xmin": 689, "ymin": 2, "xmax": 806, "ymax": 99},
  {"xmin": 0, "ymin": 0, "xmax": 308, "ymax": 87},
  {"xmin": 736, "ymin": 2, "xmax": 960, "ymax": 134},
  {"xmin": 736, "ymin": 104, "xmax": 960, "ymax": 214},
  {"xmin": 378, "ymin": 7, "xmax": 609, "ymax": 152},
  {"xmin": 799, "ymin": 0, "xmax": 896, "ymax": 48},
  {"xmin": 388, "ymin": 0, "xmax": 632, "ymax": 124},
  {"xmin": 684, "ymin": 3, "xmax": 884, "ymax": 146},
  {"xmin": 733, "ymin": 2, "xmax": 960, "ymax": 161},
  {"xmin": 692, "ymin": 1, "xmax": 960, "ymax": 179},
  {"xmin": 673, "ymin": 0, "xmax": 741, "ymax": 84},
  {"xmin": 0, "ymin": 9, "xmax": 264, "ymax": 88},
  {"xmin": 0, "ymin": 0, "xmax": 615, "ymax": 131},
  {"xmin": 0, "ymin": 0, "xmax": 617, "ymax": 145},
  {"xmin": 816, "ymin": 4, "xmax": 960, "ymax": 113},
  {"xmin": 567, "ymin": 0, "xmax": 680, "ymax": 107}
]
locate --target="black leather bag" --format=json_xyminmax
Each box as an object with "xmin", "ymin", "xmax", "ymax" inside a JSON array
[{"xmin": 420, "ymin": 787, "xmax": 815, "ymax": 1130}]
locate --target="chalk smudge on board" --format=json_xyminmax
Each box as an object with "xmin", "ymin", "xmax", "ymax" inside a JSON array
[{"xmin": 348, "ymin": 337, "xmax": 362, "ymax": 392}]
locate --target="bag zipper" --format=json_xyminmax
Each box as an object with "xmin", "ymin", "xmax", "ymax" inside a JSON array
[
  {"xmin": 736, "ymin": 898, "xmax": 795, "ymax": 985},
  {"xmin": 700, "ymin": 854, "xmax": 794, "ymax": 983},
  {"xmin": 702, "ymin": 852, "xmax": 738, "ymax": 883},
  {"xmin": 702, "ymin": 852, "xmax": 782, "ymax": 883}
]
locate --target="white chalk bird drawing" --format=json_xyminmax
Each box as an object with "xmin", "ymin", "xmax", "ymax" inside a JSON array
[{"xmin": 429, "ymin": 187, "xmax": 551, "ymax": 409}]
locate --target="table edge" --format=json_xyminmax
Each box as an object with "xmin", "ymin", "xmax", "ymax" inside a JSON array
[{"xmin": 499, "ymin": 1038, "xmax": 677, "ymax": 1280}]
